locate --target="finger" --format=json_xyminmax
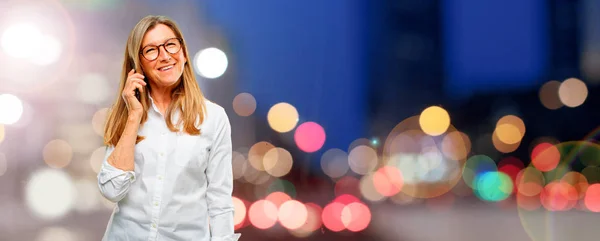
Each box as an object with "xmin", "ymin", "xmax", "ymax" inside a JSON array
[
  {"xmin": 128, "ymin": 69, "xmax": 135, "ymax": 76},
  {"xmin": 131, "ymin": 73, "xmax": 145, "ymax": 80},
  {"xmin": 129, "ymin": 78, "xmax": 147, "ymax": 86},
  {"xmin": 124, "ymin": 81, "xmax": 143, "ymax": 94},
  {"xmin": 132, "ymin": 83, "xmax": 143, "ymax": 93}
]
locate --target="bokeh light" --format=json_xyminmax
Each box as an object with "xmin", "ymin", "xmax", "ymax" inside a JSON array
[
  {"xmin": 584, "ymin": 184, "xmax": 600, "ymax": 212},
  {"xmin": 540, "ymin": 181, "xmax": 577, "ymax": 211},
  {"xmin": 530, "ymin": 142, "xmax": 560, "ymax": 172},
  {"xmin": 441, "ymin": 131, "xmax": 471, "ymax": 161},
  {"xmin": 492, "ymin": 129, "xmax": 520, "ymax": 153},
  {"xmin": 263, "ymin": 147, "xmax": 293, "ymax": 177},
  {"xmin": 43, "ymin": 139, "xmax": 73, "ymax": 169},
  {"xmin": 89, "ymin": 147, "xmax": 106, "ymax": 173},
  {"xmin": 321, "ymin": 148, "xmax": 350, "ymax": 179},
  {"xmin": 289, "ymin": 203, "xmax": 322, "ymax": 237},
  {"xmin": 30, "ymin": 34, "xmax": 63, "ymax": 66},
  {"xmin": 248, "ymin": 141, "xmax": 275, "ymax": 171},
  {"xmin": 341, "ymin": 202, "xmax": 371, "ymax": 232},
  {"xmin": 248, "ymin": 200, "xmax": 278, "ymax": 229},
  {"xmin": 25, "ymin": 168, "xmax": 76, "ymax": 220},
  {"xmin": 91, "ymin": 108, "xmax": 109, "ymax": 137},
  {"xmin": 516, "ymin": 167, "xmax": 545, "ymax": 197},
  {"xmin": 0, "ymin": 93, "xmax": 24, "ymax": 125},
  {"xmin": 73, "ymin": 179, "xmax": 100, "ymax": 213},
  {"xmin": 35, "ymin": 226, "xmax": 77, "ymax": 241},
  {"xmin": 558, "ymin": 77, "xmax": 588, "ymax": 107},
  {"xmin": 463, "ymin": 155, "xmax": 497, "ymax": 190},
  {"xmin": 495, "ymin": 115, "xmax": 525, "ymax": 144},
  {"xmin": 194, "ymin": 47, "xmax": 228, "ymax": 79},
  {"xmin": 561, "ymin": 172, "xmax": 589, "ymax": 200},
  {"xmin": 267, "ymin": 102, "xmax": 299, "ymax": 133},
  {"xmin": 294, "ymin": 122, "xmax": 326, "ymax": 153},
  {"xmin": 232, "ymin": 93, "xmax": 257, "ymax": 117},
  {"xmin": 383, "ymin": 116, "xmax": 466, "ymax": 199},
  {"xmin": 498, "ymin": 156, "xmax": 524, "ymax": 191},
  {"xmin": 419, "ymin": 106, "xmax": 450, "ymax": 136},
  {"xmin": 1, "ymin": 23, "xmax": 43, "ymax": 59},
  {"xmin": 359, "ymin": 173, "xmax": 385, "ymax": 202},
  {"xmin": 538, "ymin": 80, "xmax": 563, "ymax": 110},
  {"xmin": 232, "ymin": 151, "xmax": 247, "ymax": 180},
  {"xmin": 0, "ymin": 124, "xmax": 5, "ymax": 144},
  {"xmin": 265, "ymin": 191, "xmax": 292, "ymax": 208},
  {"xmin": 348, "ymin": 138, "xmax": 374, "ymax": 152},
  {"xmin": 232, "ymin": 197, "xmax": 247, "ymax": 226},
  {"xmin": 372, "ymin": 166, "xmax": 404, "ymax": 197},
  {"xmin": 322, "ymin": 202, "xmax": 346, "ymax": 232},
  {"xmin": 278, "ymin": 200, "xmax": 308, "ymax": 230},
  {"xmin": 348, "ymin": 145, "xmax": 378, "ymax": 175},
  {"xmin": 473, "ymin": 171, "xmax": 513, "ymax": 202}
]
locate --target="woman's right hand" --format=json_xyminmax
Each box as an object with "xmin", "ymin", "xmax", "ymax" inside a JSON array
[{"xmin": 122, "ymin": 69, "xmax": 147, "ymax": 117}]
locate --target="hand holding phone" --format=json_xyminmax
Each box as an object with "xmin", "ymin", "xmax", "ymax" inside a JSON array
[{"xmin": 122, "ymin": 68, "xmax": 146, "ymax": 116}]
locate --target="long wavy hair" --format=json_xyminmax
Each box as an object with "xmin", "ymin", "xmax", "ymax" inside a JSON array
[{"xmin": 104, "ymin": 15, "xmax": 206, "ymax": 147}]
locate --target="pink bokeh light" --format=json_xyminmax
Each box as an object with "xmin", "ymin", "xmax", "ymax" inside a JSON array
[{"xmin": 294, "ymin": 122, "xmax": 326, "ymax": 153}]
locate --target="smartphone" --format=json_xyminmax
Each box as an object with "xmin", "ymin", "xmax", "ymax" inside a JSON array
[{"xmin": 131, "ymin": 62, "xmax": 143, "ymax": 100}]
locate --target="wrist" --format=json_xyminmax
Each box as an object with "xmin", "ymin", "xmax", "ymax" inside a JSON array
[{"xmin": 128, "ymin": 112, "xmax": 143, "ymax": 122}]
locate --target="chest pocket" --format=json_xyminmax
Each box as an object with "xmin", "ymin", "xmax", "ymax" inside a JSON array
[{"xmin": 174, "ymin": 134, "xmax": 210, "ymax": 170}]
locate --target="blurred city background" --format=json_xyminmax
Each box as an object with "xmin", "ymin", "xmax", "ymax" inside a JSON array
[{"xmin": 1, "ymin": 0, "xmax": 599, "ymax": 240}]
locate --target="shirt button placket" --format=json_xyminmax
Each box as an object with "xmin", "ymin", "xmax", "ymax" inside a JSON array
[{"xmin": 149, "ymin": 132, "xmax": 168, "ymax": 241}]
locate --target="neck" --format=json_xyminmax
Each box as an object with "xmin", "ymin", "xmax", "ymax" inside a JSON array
[{"xmin": 149, "ymin": 86, "xmax": 173, "ymax": 115}]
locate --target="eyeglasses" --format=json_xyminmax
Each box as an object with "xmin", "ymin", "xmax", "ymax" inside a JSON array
[{"xmin": 140, "ymin": 37, "xmax": 182, "ymax": 61}]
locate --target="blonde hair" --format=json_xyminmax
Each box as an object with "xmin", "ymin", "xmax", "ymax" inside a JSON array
[{"xmin": 104, "ymin": 15, "xmax": 206, "ymax": 147}]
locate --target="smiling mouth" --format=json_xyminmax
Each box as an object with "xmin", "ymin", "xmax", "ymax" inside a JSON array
[{"xmin": 159, "ymin": 65, "xmax": 174, "ymax": 72}]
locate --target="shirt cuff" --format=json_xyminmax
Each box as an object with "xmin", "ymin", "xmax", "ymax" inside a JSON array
[
  {"xmin": 98, "ymin": 160, "xmax": 136, "ymax": 185},
  {"xmin": 211, "ymin": 233, "xmax": 241, "ymax": 241}
]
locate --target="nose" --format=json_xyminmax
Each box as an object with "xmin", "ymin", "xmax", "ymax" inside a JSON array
[{"xmin": 157, "ymin": 45, "xmax": 171, "ymax": 61}]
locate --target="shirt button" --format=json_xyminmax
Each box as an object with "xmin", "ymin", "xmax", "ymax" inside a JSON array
[
  {"xmin": 161, "ymin": 132, "xmax": 166, "ymax": 136},
  {"xmin": 152, "ymin": 223, "xmax": 157, "ymax": 228},
  {"xmin": 159, "ymin": 152, "xmax": 164, "ymax": 157},
  {"xmin": 154, "ymin": 202, "xmax": 159, "ymax": 206},
  {"xmin": 158, "ymin": 175, "xmax": 163, "ymax": 180}
]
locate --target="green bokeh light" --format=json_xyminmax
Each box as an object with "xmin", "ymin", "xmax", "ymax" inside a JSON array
[{"xmin": 474, "ymin": 171, "xmax": 513, "ymax": 202}]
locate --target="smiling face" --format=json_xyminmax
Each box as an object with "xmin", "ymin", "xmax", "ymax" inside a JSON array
[{"xmin": 139, "ymin": 24, "xmax": 187, "ymax": 89}]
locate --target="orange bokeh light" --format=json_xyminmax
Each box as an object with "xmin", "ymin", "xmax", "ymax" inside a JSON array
[{"xmin": 531, "ymin": 143, "xmax": 560, "ymax": 172}]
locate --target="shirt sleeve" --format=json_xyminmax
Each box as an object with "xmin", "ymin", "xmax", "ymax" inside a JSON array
[
  {"xmin": 205, "ymin": 107, "xmax": 241, "ymax": 241},
  {"xmin": 97, "ymin": 145, "xmax": 137, "ymax": 203}
]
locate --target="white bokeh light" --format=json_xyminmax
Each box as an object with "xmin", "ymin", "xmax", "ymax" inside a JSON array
[
  {"xmin": 1, "ymin": 23, "xmax": 43, "ymax": 58},
  {"xmin": 194, "ymin": 47, "xmax": 228, "ymax": 79},
  {"xmin": 25, "ymin": 168, "xmax": 76, "ymax": 220},
  {"xmin": 0, "ymin": 94, "xmax": 24, "ymax": 125},
  {"xmin": 35, "ymin": 227, "xmax": 77, "ymax": 241},
  {"xmin": 77, "ymin": 73, "xmax": 111, "ymax": 104},
  {"xmin": 30, "ymin": 34, "xmax": 62, "ymax": 66},
  {"xmin": 74, "ymin": 179, "xmax": 100, "ymax": 213}
]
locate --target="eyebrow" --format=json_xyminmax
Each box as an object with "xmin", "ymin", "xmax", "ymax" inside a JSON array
[{"xmin": 142, "ymin": 37, "xmax": 178, "ymax": 48}]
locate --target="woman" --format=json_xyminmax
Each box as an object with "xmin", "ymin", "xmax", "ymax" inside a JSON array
[{"xmin": 98, "ymin": 15, "xmax": 240, "ymax": 241}]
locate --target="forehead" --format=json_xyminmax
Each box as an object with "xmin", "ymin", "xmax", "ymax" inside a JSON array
[{"xmin": 141, "ymin": 24, "xmax": 177, "ymax": 47}]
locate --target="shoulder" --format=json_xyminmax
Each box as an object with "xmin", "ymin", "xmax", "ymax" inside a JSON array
[
  {"xmin": 201, "ymin": 98, "xmax": 230, "ymax": 130},
  {"xmin": 203, "ymin": 98, "xmax": 228, "ymax": 120}
]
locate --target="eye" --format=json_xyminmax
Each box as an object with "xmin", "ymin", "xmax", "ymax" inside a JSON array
[{"xmin": 145, "ymin": 47, "xmax": 157, "ymax": 54}]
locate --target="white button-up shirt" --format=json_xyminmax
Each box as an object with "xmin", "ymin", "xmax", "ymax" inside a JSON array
[{"xmin": 97, "ymin": 97, "xmax": 241, "ymax": 241}]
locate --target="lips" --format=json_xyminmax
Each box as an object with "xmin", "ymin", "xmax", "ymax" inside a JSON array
[{"xmin": 158, "ymin": 64, "xmax": 174, "ymax": 72}]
